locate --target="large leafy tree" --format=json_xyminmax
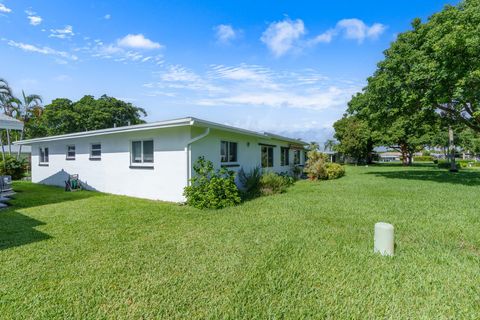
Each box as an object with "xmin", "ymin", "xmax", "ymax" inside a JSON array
[
  {"xmin": 418, "ymin": 0, "xmax": 480, "ymax": 132},
  {"xmin": 333, "ymin": 115, "xmax": 376, "ymax": 164},
  {"xmin": 27, "ymin": 95, "xmax": 147, "ymax": 138}
]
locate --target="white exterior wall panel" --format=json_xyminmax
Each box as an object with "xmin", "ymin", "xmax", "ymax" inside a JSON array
[{"xmin": 31, "ymin": 127, "xmax": 190, "ymax": 202}]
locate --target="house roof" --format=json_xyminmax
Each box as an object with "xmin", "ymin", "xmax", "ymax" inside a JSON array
[
  {"xmin": 0, "ymin": 114, "xmax": 24, "ymax": 130},
  {"xmin": 14, "ymin": 117, "xmax": 307, "ymax": 146}
]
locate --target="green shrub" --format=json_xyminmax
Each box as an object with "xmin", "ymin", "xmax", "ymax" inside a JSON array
[
  {"xmin": 456, "ymin": 160, "xmax": 480, "ymax": 168},
  {"xmin": 259, "ymin": 171, "xmax": 292, "ymax": 195},
  {"xmin": 433, "ymin": 159, "xmax": 439, "ymax": 164},
  {"xmin": 238, "ymin": 167, "xmax": 262, "ymax": 199},
  {"xmin": 413, "ymin": 156, "xmax": 433, "ymax": 162},
  {"xmin": 183, "ymin": 157, "xmax": 241, "ymax": 209},
  {"xmin": 305, "ymin": 151, "xmax": 345, "ymax": 181},
  {"xmin": 304, "ymin": 151, "xmax": 329, "ymax": 180},
  {"xmin": 437, "ymin": 160, "xmax": 461, "ymax": 170},
  {"xmin": 0, "ymin": 155, "xmax": 28, "ymax": 180},
  {"xmin": 325, "ymin": 163, "xmax": 345, "ymax": 180}
]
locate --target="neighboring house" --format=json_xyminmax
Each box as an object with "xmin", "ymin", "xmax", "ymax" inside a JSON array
[
  {"xmin": 15, "ymin": 117, "xmax": 307, "ymax": 202},
  {"xmin": 378, "ymin": 152, "xmax": 401, "ymax": 162}
]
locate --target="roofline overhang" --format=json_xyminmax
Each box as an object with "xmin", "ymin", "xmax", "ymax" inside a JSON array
[{"xmin": 14, "ymin": 116, "xmax": 307, "ymax": 146}]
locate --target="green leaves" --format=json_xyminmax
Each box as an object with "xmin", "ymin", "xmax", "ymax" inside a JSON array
[
  {"xmin": 184, "ymin": 157, "xmax": 241, "ymax": 209},
  {"xmin": 25, "ymin": 95, "xmax": 147, "ymax": 138}
]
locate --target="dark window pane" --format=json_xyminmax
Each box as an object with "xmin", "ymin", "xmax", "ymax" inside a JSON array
[
  {"xmin": 220, "ymin": 141, "xmax": 228, "ymax": 162},
  {"xmin": 294, "ymin": 150, "xmax": 300, "ymax": 165},
  {"xmin": 67, "ymin": 145, "xmax": 75, "ymax": 159},
  {"xmin": 39, "ymin": 148, "xmax": 45, "ymax": 163},
  {"xmin": 229, "ymin": 142, "xmax": 237, "ymax": 162},
  {"xmin": 44, "ymin": 148, "xmax": 49, "ymax": 163},
  {"xmin": 132, "ymin": 141, "xmax": 142, "ymax": 163},
  {"xmin": 268, "ymin": 147, "xmax": 273, "ymax": 167},
  {"xmin": 143, "ymin": 140, "xmax": 154, "ymax": 163}
]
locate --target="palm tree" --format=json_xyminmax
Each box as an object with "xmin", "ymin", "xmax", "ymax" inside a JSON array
[
  {"xmin": 323, "ymin": 139, "xmax": 337, "ymax": 152},
  {"xmin": 0, "ymin": 78, "xmax": 14, "ymax": 161},
  {"xmin": 11, "ymin": 90, "xmax": 43, "ymax": 158}
]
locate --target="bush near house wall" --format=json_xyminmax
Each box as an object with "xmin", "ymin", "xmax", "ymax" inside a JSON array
[
  {"xmin": 304, "ymin": 151, "xmax": 345, "ymax": 181},
  {"xmin": 0, "ymin": 155, "xmax": 28, "ymax": 180},
  {"xmin": 239, "ymin": 167, "xmax": 295, "ymax": 199},
  {"xmin": 183, "ymin": 157, "xmax": 241, "ymax": 209},
  {"xmin": 259, "ymin": 171, "xmax": 294, "ymax": 196}
]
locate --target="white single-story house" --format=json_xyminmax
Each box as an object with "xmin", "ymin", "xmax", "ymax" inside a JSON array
[{"xmin": 15, "ymin": 117, "xmax": 307, "ymax": 202}]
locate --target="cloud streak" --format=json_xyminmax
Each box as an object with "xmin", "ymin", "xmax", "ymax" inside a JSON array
[
  {"xmin": 50, "ymin": 25, "xmax": 74, "ymax": 39},
  {"xmin": 6, "ymin": 40, "xmax": 78, "ymax": 60}
]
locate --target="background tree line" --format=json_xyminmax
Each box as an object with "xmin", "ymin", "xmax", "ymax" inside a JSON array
[
  {"xmin": 333, "ymin": 0, "xmax": 480, "ymax": 165},
  {"xmin": 0, "ymin": 78, "xmax": 147, "ymax": 143}
]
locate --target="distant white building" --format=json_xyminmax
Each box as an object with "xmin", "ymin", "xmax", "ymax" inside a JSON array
[{"xmin": 15, "ymin": 117, "xmax": 307, "ymax": 202}]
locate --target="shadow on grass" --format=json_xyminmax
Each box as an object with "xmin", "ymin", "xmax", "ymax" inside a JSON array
[
  {"xmin": 0, "ymin": 182, "xmax": 105, "ymax": 251},
  {"xmin": 366, "ymin": 169, "xmax": 480, "ymax": 186},
  {"xmin": 0, "ymin": 211, "xmax": 51, "ymax": 251}
]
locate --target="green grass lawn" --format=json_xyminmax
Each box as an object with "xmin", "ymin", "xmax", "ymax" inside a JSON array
[{"xmin": 1, "ymin": 165, "xmax": 479, "ymax": 319}]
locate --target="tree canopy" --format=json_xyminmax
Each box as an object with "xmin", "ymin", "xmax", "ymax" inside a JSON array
[
  {"xmin": 334, "ymin": 0, "xmax": 480, "ymax": 164},
  {"xmin": 25, "ymin": 95, "xmax": 147, "ymax": 138}
]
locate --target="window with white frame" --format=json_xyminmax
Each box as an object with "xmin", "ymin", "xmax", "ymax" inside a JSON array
[
  {"xmin": 90, "ymin": 143, "xmax": 101, "ymax": 160},
  {"xmin": 66, "ymin": 145, "xmax": 75, "ymax": 160},
  {"xmin": 131, "ymin": 140, "xmax": 154, "ymax": 164},
  {"xmin": 281, "ymin": 147, "xmax": 290, "ymax": 166},
  {"xmin": 39, "ymin": 147, "xmax": 49, "ymax": 164},
  {"xmin": 220, "ymin": 141, "xmax": 238, "ymax": 163}
]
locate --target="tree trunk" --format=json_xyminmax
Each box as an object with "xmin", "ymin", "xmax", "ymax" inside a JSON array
[
  {"xmin": 408, "ymin": 152, "xmax": 413, "ymax": 166},
  {"xmin": 1, "ymin": 131, "xmax": 5, "ymax": 171},
  {"xmin": 6, "ymin": 129, "xmax": 11, "ymax": 155},
  {"xmin": 400, "ymin": 143, "xmax": 408, "ymax": 166},
  {"xmin": 17, "ymin": 129, "xmax": 24, "ymax": 160},
  {"xmin": 448, "ymin": 126, "xmax": 458, "ymax": 172}
]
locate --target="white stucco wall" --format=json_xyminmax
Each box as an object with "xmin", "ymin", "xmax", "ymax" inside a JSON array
[
  {"xmin": 30, "ymin": 126, "xmax": 190, "ymax": 202},
  {"xmin": 190, "ymin": 128, "xmax": 305, "ymax": 177},
  {"xmin": 29, "ymin": 125, "xmax": 305, "ymax": 202}
]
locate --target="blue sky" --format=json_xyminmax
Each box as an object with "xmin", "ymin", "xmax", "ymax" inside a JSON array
[{"xmin": 0, "ymin": 0, "xmax": 456, "ymax": 143}]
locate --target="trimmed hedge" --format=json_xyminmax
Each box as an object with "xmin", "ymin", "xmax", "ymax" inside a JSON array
[{"xmin": 413, "ymin": 156, "xmax": 433, "ymax": 162}]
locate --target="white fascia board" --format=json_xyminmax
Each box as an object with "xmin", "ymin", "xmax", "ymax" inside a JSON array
[{"xmin": 14, "ymin": 117, "xmax": 193, "ymax": 145}]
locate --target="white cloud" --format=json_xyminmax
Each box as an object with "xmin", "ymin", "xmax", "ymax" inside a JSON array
[
  {"xmin": 6, "ymin": 40, "xmax": 78, "ymax": 60},
  {"xmin": 309, "ymin": 19, "xmax": 386, "ymax": 45},
  {"xmin": 160, "ymin": 65, "xmax": 200, "ymax": 82},
  {"xmin": 117, "ymin": 34, "xmax": 162, "ymax": 50},
  {"xmin": 0, "ymin": 3, "xmax": 12, "ymax": 13},
  {"xmin": 27, "ymin": 15, "xmax": 42, "ymax": 26},
  {"xmin": 334, "ymin": 19, "xmax": 386, "ymax": 43},
  {"xmin": 310, "ymin": 29, "xmax": 336, "ymax": 44},
  {"xmin": 104, "ymin": 14, "xmax": 111, "ymax": 20},
  {"xmin": 261, "ymin": 18, "xmax": 305, "ymax": 57},
  {"xmin": 214, "ymin": 24, "xmax": 237, "ymax": 44},
  {"xmin": 50, "ymin": 25, "xmax": 74, "ymax": 39},
  {"xmin": 25, "ymin": 8, "xmax": 42, "ymax": 25}
]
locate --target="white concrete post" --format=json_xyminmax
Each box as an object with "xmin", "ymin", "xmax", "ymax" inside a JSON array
[{"xmin": 374, "ymin": 222, "xmax": 394, "ymax": 256}]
